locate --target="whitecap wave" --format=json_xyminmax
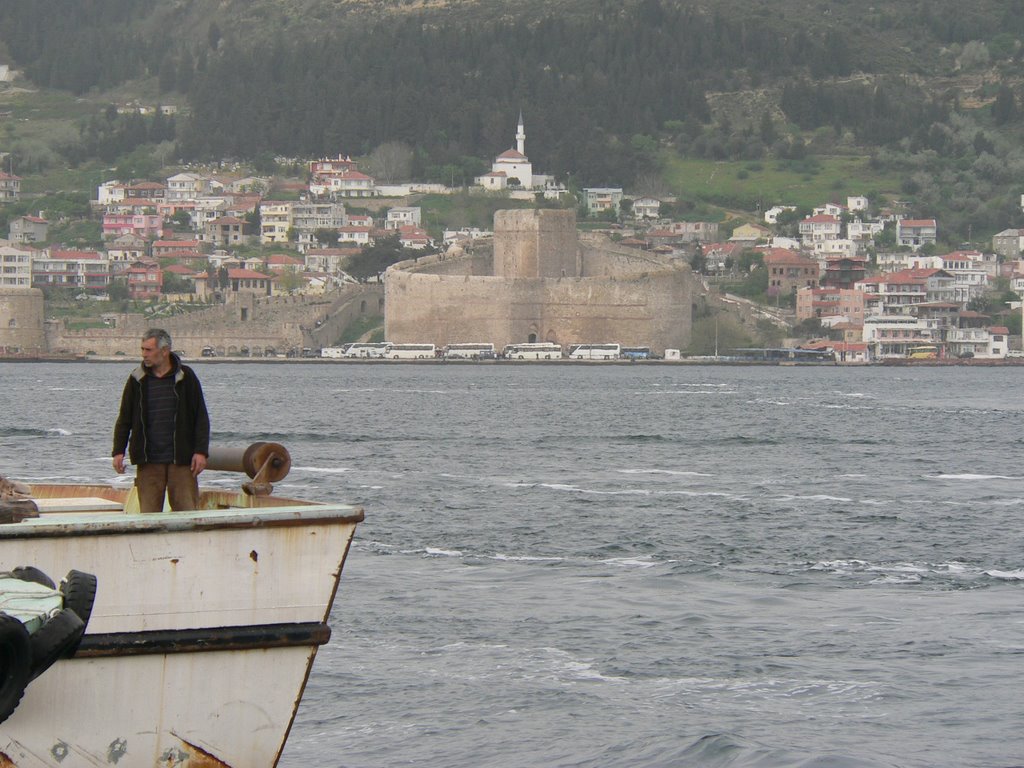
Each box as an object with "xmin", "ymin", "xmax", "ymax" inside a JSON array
[
  {"xmin": 616, "ymin": 469, "xmax": 714, "ymax": 477},
  {"xmin": 292, "ymin": 465, "xmax": 351, "ymax": 474},
  {"xmin": 927, "ymin": 473, "xmax": 1022, "ymax": 480},
  {"xmin": 984, "ymin": 569, "xmax": 1024, "ymax": 580}
]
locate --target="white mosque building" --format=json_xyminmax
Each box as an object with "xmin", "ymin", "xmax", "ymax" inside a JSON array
[{"xmin": 474, "ymin": 114, "xmax": 566, "ymax": 198}]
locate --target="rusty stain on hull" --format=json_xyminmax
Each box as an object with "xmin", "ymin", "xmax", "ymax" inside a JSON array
[
  {"xmin": 161, "ymin": 736, "xmax": 232, "ymax": 767},
  {"xmin": 0, "ymin": 752, "xmax": 15, "ymax": 767}
]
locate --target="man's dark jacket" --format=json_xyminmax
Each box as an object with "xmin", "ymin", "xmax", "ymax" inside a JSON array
[{"xmin": 112, "ymin": 353, "xmax": 210, "ymax": 466}]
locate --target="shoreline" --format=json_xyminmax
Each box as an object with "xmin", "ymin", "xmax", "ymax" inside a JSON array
[{"xmin": 3, "ymin": 355, "xmax": 1023, "ymax": 367}]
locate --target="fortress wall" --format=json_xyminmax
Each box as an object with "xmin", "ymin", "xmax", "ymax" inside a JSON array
[
  {"xmin": 0, "ymin": 288, "xmax": 46, "ymax": 354},
  {"xmin": 410, "ymin": 253, "xmax": 492, "ymax": 277},
  {"xmin": 42, "ymin": 289, "xmax": 362, "ymax": 357},
  {"xmin": 385, "ymin": 271, "xmax": 515, "ymax": 346},
  {"xmin": 579, "ymin": 242, "xmax": 679, "ymax": 277},
  {"xmin": 533, "ymin": 272, "xmax": 691, "ymax": 354},
  {"xmin": 385, "ymin": 268, "xmax": 692, "ymax": 354}
]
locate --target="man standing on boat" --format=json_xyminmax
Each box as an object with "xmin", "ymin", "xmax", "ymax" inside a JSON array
[{"xmin": 111, "ymin": 328, "xmax": 210, "ymax": 512}]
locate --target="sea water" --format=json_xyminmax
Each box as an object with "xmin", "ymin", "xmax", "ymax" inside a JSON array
[{"xmin": 2, "ymin": 362, "xmax": 1023, "ymax": 767}]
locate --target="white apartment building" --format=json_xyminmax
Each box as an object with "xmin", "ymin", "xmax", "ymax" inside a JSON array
[
  {"xmin": 0, "ymin": 245, "xmax": 34, "ymax": 288},
  {"xmin": 863, "ymin": 315, "xmax": 940, "ymax": 359}
]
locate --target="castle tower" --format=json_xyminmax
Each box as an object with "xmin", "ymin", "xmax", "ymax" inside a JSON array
[
  {"xmin": 516, "ymin": 112, "xmax": 526, "ymax": 156},
  {"xmin": 493, "ymin": 209, "xmax": 579, "ymax": 279}
]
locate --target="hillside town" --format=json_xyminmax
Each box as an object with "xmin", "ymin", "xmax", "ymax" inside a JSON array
[{"xmin": 2, "ymin": 115, "xmax": 1024, "ymax": 362}]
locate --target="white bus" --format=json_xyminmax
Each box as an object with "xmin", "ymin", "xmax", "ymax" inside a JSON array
[
  {"xmin": 385, "ymin": 343, "xmax": 437, "ymax": 359},
  {"xmin": 568, "ymin": 343, "xmax": 621, "ymax": 360},
  {"xmin": 342, "ymin": 342, "xmax": 390, "ymax": 358},
  {"xmin": 502, "ymin": 342, "xmax": 563, "ymax": 360},
  {"xmin": 443, "ymin": 342, "xmax": 496, "ymax": 360}
]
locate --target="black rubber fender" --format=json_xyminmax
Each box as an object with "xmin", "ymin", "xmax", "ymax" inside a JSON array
[
  {"xmin": 9, "ymin": 566, "xmax": 55, "ymax": 590},
  {"xmin": 28, "ymin": 608, "xmax": 84, "ymax": 681},
  {"xmin": 0, "ymin": 613, "xmax": 32, "ymax": 724},
  {"xmin": 60, "ymin": 570, "xmax": 97, "ymax": 629}
]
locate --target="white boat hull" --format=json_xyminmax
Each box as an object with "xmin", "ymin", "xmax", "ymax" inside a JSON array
[{"xmin": 0, "ymin": 486, "xmax": 362, "ymax": 768}]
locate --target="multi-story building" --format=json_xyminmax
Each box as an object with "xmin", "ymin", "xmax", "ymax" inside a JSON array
[
  {"xmin": 259, "ymin": 201, "xmax": 293, "ymax": 245},
  {"xmin": 305, "ymin": 247, "xmax": 360, "ymax": 274},
  {"xmin": 856, "ymin": 268, "xmax": 955, "ymax": 316},
  {"xmin": 124, "ymin": 260, "xmax": 163, "ymax": 299},
  {"xmin": 203, "ymin": 216, "xmax": 250, "ymax": 247},
  {"xmin": 992, "ymin": 228, "xmax": 1024, "ymax": 260},
  {"xmin": 8, "ymin": 215, "xmax": 49, "ymax": 244},
  {"xmin": 386, "ymin": 207, "xmax": 421, "ymax": 230},
  {"xmin": 0, "ymin": 245, "xmax": 34, "ymax": 288},
  {"xmin": 31, "ymin": 249, "xmax": 110, "ymax": 293},
  {"xmin": 583, "ymin": 188, "xmax": 623, "ymax": 216},
  {"xmin": 102, "ymin": 212, "xmax": 164, "ymax": 240},
  {"xmin": 165, "ymin": 172, "xmax": 210, "ymax": 202},
  {"xmin": 910, "ymin": 251, "xmax": 989, "ymax": 305},
  {"xmin": 760, "ymin": 247, "xmax": 819, "ymax": 295},
  {"xmin": 292, "ymin": 201, "xmax": 347, "ymax": 251},
  {"xmin": 820, "ymin": 256, "xmax": 867, "ymax": 289},
  {"xmin": 896, "ymin": 218, "xmax": 937, "ymax": 249},
  {"xmin": 796, "ymin": 286, "xmax": 865, "ymax": 324},
  {"xmin": 799, "ymin": 214, "xmax": 842, "ymax": 244},
  {"xmin": 0, "ymin": 171, "xmax": 21, "ymax": 201},
  {"xmin": 862, "ymin": 314, "xmax": 940, "ymax": 359}
]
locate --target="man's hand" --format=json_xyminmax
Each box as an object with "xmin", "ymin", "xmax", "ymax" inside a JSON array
[
  {"xmin": 112, "ymin": 454, "xmax": 126, "ymax": 474},
  {"xmin": 191, "ymin": 453, "xmax": 207, "ymax": 477}
]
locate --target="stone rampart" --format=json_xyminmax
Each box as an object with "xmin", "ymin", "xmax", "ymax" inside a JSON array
[
  {"xmin": 0, "ymin": 288, "xmax": 46, "ymax": 354},
  {"xmin": 42, "ymin": 286, "xmax": 382, "ymax": 357}
]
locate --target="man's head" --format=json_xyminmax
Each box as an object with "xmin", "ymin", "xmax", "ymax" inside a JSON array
[{"xmin": 141, "ymin": 328, "xmax": 172, "ymax": 370}]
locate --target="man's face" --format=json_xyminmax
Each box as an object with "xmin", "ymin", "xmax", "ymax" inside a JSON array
[{"xmin": 141, "ymin": 337, "xmax": 169, "ymax": 369}]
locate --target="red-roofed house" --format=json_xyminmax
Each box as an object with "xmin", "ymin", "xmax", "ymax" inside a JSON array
[
  {"xmin": 856, "ymin": 268, "xmax": 955, "ymax": 315},
  {"xmin": 798, "ymin": 214, "xmax": 842, "ymax": 244},
  {"xmin": 759, "ymin": 248, "xmax": 819, "ymax": 295},
  {"xmin": 32, "ymin": 249, "xmax": 109, "ymax": 292},
  {"xmin": 8, "ymin": 215, "xmax": 49, "ymax": 244},
  {"xmin": 125, "ymin": 260, "xmax": 163, "ymax": 299},
  {"xmin": 398, "ymin": 225, "xmax": 431, "ymax": 250},
  {"xmin": 311, "ymin": 170, "xmax": 376, "ymax": 198},
  {"xmin": 337, "ymin": 226, "xmax": 373, "ymax": 246},
  {"xmin": 227, "ymin": 268, "xmax": 272, "ymax": 297},
  {"xmin": 265, "ymin": 253, "xmax": 304, "ymax": 271},
  {"xmin": 153, "ymin": 239, "xmax": 202, "ymax": 259},
  {"xmin": 897, "ymin": 218, "xmax": 937, "ymax": 249}
]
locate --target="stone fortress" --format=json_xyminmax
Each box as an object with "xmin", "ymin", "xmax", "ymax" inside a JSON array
[{"xmin": 384, "ymin": 209, "xmax": 694, "ymax": 354}]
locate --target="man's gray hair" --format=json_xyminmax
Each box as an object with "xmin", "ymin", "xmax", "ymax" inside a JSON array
[{"xmin": 143, "ymin": 328, "xmax": 172, "ymax": 350}]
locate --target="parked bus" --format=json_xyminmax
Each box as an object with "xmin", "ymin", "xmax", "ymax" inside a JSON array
[
  {"xmin": 385, "ymin": 343, "xmax": 437, "ymax": 359},
  {"xmin": 568, "ymin": 343, "xmax": 621, "ymax": 360},
  {"xmin": 443, "ymin": 342, "xmax": 496, "ymax": 360},
  {"xmin": 502, "ymin": 342, "xmax": 563, "ymax": 360},
  {"xmin": 907, "ymin": 344, "xmax": 939, "ymax": 360},
  {"xmin": 620, "ymin": 346, "xmax": 652, "ymax": 360},
  {"xmin": 342, "ymin": 342, "xmax": 390, "ymax": 358}
]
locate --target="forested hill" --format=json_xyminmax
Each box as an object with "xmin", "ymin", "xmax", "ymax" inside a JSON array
[{"xmin": 2, "ymin": 0, "xmax": 1024, "ymax": 239}]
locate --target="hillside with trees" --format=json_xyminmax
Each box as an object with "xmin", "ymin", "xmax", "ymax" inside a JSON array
[{"xmin": 2, "ymin": 0, "xmax": 1024, "ymax": 242}]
